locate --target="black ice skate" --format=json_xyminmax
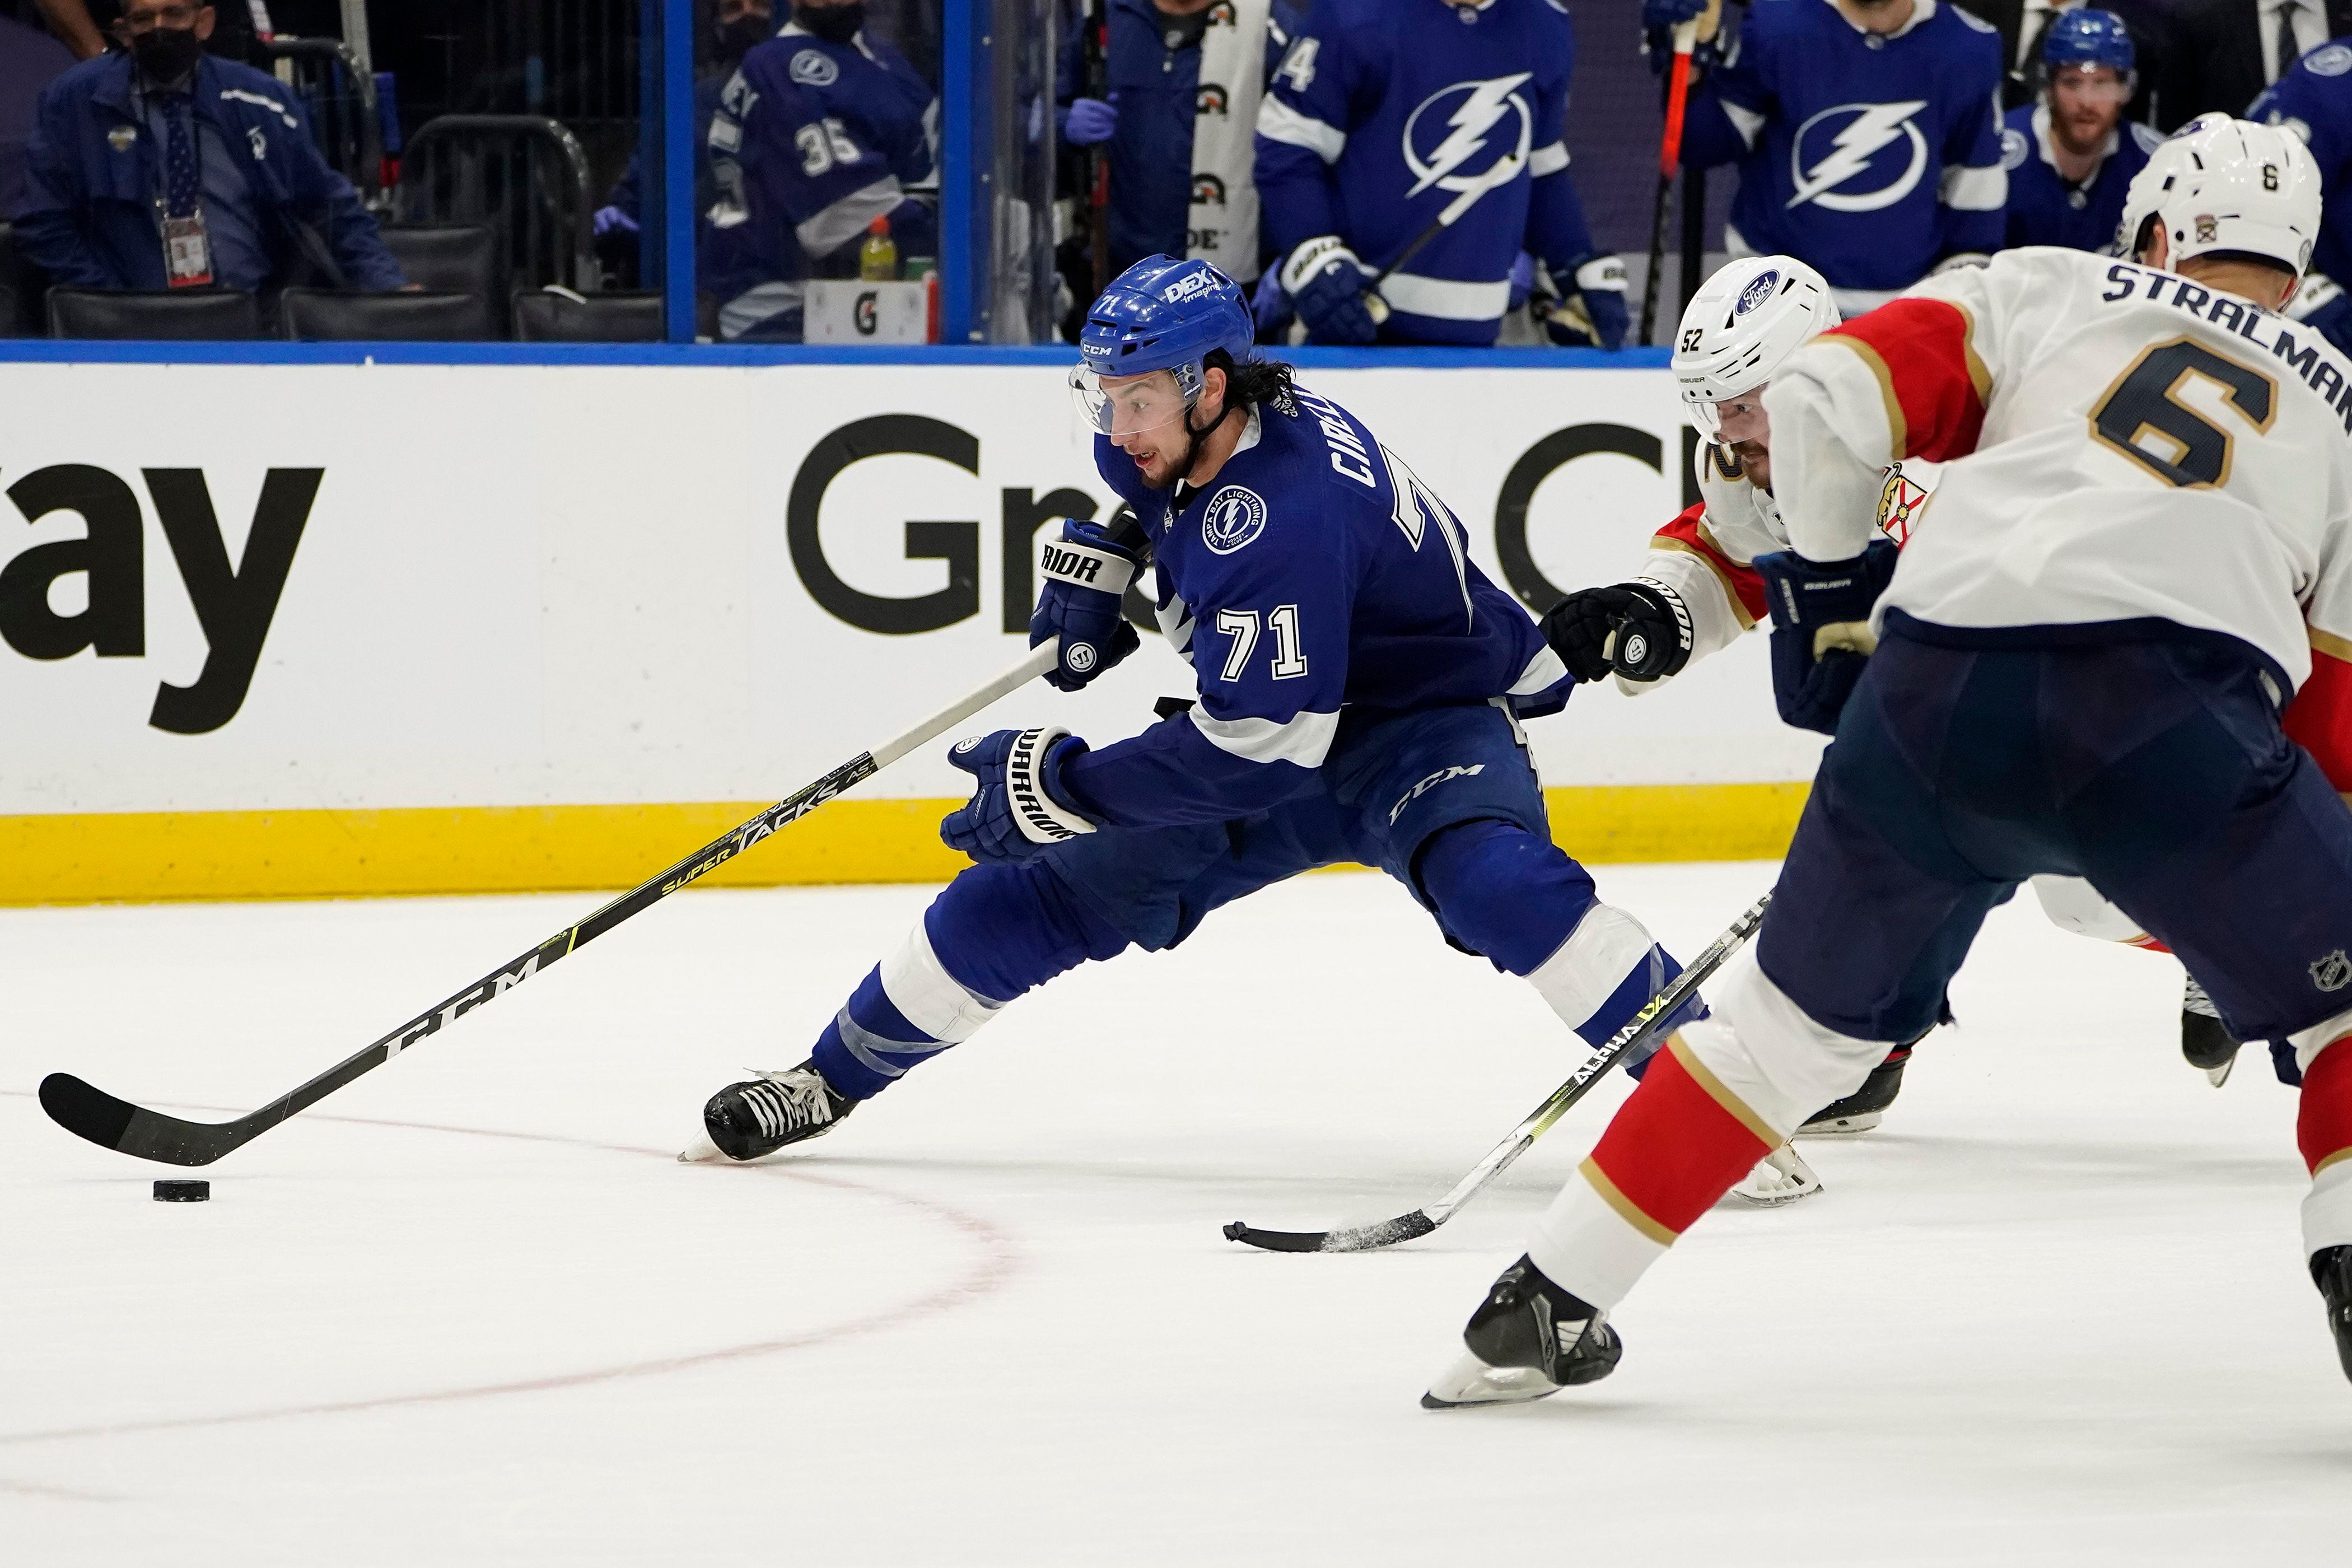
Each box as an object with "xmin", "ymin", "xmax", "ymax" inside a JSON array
[
  {"xmin": 1800, "ymin": 1044, "xmax": 1911, "ymax": 1135},
  {"xmin": 2181, "ymin": 975, "xmax": 2242, "ymax": 1085},
  {"xmin": 2316, "ymin": 1246, "xmax": 2352, "ymax": 1384},
  {"xmin": 679, "ymin": 1062, "xmax": 856, "ymax": 1163},
  {"xmin": 1421, "ymin": 1256, "xmax": 1622, "ymax": 1409}
]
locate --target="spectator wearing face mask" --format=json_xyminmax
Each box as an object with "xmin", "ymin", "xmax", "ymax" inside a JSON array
[
  {"xmin": 593, "ymin": 0, "xmax": 774, "ymax": 295},
  {"xmin": 15, "ymin": 1, "xmax": 403, "ymax": 298},
  {"xmin": 1999, "ymin": 8, "xmax": 2162, "ymax": 250},
  {"xmin": 706, "ymin": 0, "xmax": 937, "ymax": 339}
]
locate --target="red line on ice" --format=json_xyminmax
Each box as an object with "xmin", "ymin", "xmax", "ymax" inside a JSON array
[{"xmin": 0, "ymin": 1098, "xmax": 1021, "ymax": 1446}]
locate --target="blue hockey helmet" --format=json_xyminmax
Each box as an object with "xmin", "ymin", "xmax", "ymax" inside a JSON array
[
  {"xmin": 1073, "ymin": 255, "xmax": 1256, "ymax": 436},
  {"xmin": 2042, "ymin": 9, "xmax": 2136, "ymax": 78}
]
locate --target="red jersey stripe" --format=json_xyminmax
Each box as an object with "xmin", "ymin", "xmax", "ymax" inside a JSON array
[
  {"xmin": 1653, "ymin": 503, "xmax": 1768, "ymax": 626},
  {"xmin": 2301, "ymin": 1035, "xmax": 2352, "ymax": 1178},
  {"xmin": 1586, "ymin": 1042, "xmax": 1775, "ymax": 1236},
  {"xmin": 1820, "ymin": 298, "xmax": 1989, "ymax": 463},
  {"xmin": 2288, "ymin": 636, "xmax": 2352, "ymax": 792}
]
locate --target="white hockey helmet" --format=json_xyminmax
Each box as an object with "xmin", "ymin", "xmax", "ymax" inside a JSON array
[
  {"xmin": 2115, "ymin": 114, "xmax": 2321, "ymax": 279},
  {"xmin": 1670, "ymin": 256, "xmax": 1842, "ymax": 436}
]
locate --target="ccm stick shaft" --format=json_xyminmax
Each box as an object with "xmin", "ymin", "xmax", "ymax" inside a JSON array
[
  {"xmin": 1637, "ymin": 17, "xmax": 1701, "ymax": 346},
  {"xmin": 1222, "ymin": 889, "xmax": 1772, "ymax": 1253},
  {"xmin": 40, "ymin": 643, "xmax": 1063, "ymax": 1167}
]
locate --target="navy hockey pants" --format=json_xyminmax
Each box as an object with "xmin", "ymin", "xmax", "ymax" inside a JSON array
[
  {"xmin": 1760, "ymin": 616, "xmax": 2352, "ymax": 1047},
  {"xmin": 811, "ymin": 701, "xmax": 1696, "ymax": 1098}
]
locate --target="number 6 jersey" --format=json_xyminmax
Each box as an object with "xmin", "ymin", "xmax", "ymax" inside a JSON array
[{"xmin": 1765, "ymin": 243, "xmax": 2352, "ymax": 777}]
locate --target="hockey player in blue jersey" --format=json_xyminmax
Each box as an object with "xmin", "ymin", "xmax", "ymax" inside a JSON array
[
  {"xmin": 1252, "ymin": 0, "xmax": 1628, "ymax": 348},
  {"xmin": 2253, "ymin": 38, "xmax": 2352, "ymax": 356},
  {"xmin": 705, "ymin": 0, "xmax": 937, "ymax": 340},
  {"xmin": 684, "ymin": 256, "xmax": 1789, "ymax": 1189},
  {"xmin": 1659, "ymin": 0, "xmax": 2007, "ymax": 312},
  {"xmin": 2000, "ymin": 10, "xmax": 2160, "ymax": 253}
]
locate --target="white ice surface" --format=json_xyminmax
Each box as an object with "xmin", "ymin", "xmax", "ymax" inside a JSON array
[{"xmin": 3, "ymin": 864, "xmax": 2349, "ymax": 1564}]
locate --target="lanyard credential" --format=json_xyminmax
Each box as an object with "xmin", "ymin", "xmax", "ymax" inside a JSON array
[{"xmin": 148, "ymin": 87, "xmax": 215, "ymax": 289}]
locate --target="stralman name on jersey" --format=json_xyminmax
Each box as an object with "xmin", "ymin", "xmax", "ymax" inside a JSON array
[{"xmin": 1684, "ymin": 0, "xmax": 2005, "ymax": 295}]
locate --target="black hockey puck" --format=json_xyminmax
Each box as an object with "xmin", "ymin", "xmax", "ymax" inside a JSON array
[{"xmin": 153, "ymin": 1179, "xmax": 210, "ymax": 1202}]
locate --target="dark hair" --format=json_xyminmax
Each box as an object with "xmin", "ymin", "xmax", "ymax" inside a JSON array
[{"xmin": 1205, "ymin": 348, "xmax": 1296, "ymax": 413}]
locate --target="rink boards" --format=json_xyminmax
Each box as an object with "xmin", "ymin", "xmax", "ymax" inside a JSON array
[{"xmin": 0, "ymin": 354, "xmax": 1823, "ymax": 903}]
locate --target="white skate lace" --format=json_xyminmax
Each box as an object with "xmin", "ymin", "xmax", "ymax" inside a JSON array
[
  {"xmin": 740, "ymin": 1073, "xmax": 834, "ymax": 1139},
  {"xmin": 2183, "ymin": 976, "xmax": 2221, "ymax": 1019}
]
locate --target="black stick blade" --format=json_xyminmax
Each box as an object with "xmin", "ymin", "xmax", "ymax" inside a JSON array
[
  {"xmin": 1222, "ymin": 1210, "xmax": 1440, "ymax": 1254},
  {"xmin": 1222, "ymin": 1220, "xmax": 1334, "ymax": 1253},
  {"xmin": 41, "ymin": 1072, "xmax": 138, "ymax": 1153},
  {"xmin": 39, "ymin": 1073, "xmax": 242, "ymax": 1166}
]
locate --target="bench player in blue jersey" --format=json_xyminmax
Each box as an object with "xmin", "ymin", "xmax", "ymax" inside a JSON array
[
  {"xmin": 2254, "ymin": 36, "xmax": 2352, "ymax": 357},
  {"xmin": 1252, "ymin": 0, "xmax": 1627, "ymax": 349},
  {"xmin": 1660, "ymin": 0, "xmax": 2008, "ymax": 315},
  {"xmin": 1999, "ymin": 10, "xmax": 2163, "ymax": 254},
  {"xmin": 684, "ymin": 257, "xmax": 1821, "ymax": 1195}
]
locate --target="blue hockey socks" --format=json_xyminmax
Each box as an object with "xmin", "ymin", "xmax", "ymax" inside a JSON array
[
  {"xmin": 1418, "ymin": 820, "xmax": 1705, "ymax": 1076},
  {"xmin": 811, "ymin": 861, "xmax": 1128, "ymax": 1099}
]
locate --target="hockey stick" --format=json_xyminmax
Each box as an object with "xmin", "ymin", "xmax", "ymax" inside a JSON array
[
  {"xmin": 1222, "ymin": 888, "xmax": 1772, "ymax": 1253},
  {"xmin": 1083, "ymin": 0, "xmax": 1112, "ymax": 296},
  {"xmin": 1637, "ymin": 17, "xmax": 1702, "ymax": 346},
  {"xmin": 1360, "ymin": 148, "xmax": 1522, "ymax": 327},
  {"xmin": 39, "ymin": 642, "xmax": 1065, "ymax": 1167}
]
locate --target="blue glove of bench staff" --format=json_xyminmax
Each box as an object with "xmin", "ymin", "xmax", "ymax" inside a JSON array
[
  {"xmin": 1753, "ymin": 541, "xmax": 1899, "ymax": 735},
  {"xmin": 1030, "ymin": 519, "xmax": 1142, "ymax": 692},
  {"xmin": 942, "ymin": 727, "xmax": 1100, "ymax": 865},
  {"xmin": 1065, "ymin": 95, "xmax": 1118, "ymax": 147},
  {"xmin": 1282, "ymin": 236, "xmax": 1380, "ymax": 347}
]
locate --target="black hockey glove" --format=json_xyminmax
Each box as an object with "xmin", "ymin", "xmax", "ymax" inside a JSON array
[
  {"xmin": 941, "ymin": 726, "xmax": 1099, "ymax": 865},
  {"xmin": 1030, "ymin": 519, "xmax": 1142, "ymax": 693},
  {"xmin": 1542, "ymin": 581, "xmax": 1695, "ymax": 685},
  {"xmin": 1753, "ymin": 542, "xmax": 1899, "ymax": 735}
]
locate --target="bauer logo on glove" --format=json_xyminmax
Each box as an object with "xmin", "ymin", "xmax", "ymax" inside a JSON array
[{"xmin": 1031, "ymin": 519, "xmax": 1144, "ymax": 693}]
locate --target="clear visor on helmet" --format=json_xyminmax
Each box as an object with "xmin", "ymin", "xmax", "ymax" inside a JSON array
[
  {"xmin": 1071, "ymin": 360, "xmax": 1205, "ymax": 437},
  {"xmin": 1682, "ymin": 380, "xmax": 1768, "ymax": 439},
  {"xmin": 2045, "ymin": 63, "xmax": 2132, "ymax": 105}
]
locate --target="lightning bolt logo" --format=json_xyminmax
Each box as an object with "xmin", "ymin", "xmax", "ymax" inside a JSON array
[
  {"xmin": 1402, "ymin": 76, "xmax": 1536, "ymax": 224},
  {"xmin": 1787, "ymin": 100, "xmax": 1930, "ymax": 213}
]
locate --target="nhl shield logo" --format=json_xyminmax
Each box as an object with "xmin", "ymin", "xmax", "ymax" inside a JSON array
[
  {"xmin": 2314, "ymin": 950, "xmax": 2352, "ymax": 992},
  {"xmin": 1201, "ymin": 486, "xmax": 1268, "ymax": 554}
]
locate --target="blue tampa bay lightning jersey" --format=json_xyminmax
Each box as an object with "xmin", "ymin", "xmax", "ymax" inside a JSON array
[
  {"xmin": 1066, "ymin": 384, "xmax": 1571, "ymax": 828},
  {"xmin": 1999, "ymin": 103, "xmax": 2160, "ymax": 253},
  {"xmin": 1682, "ymin": 0, "xmax": 2006, "ymax": 296},
  {"xmin": 1252, "ymin": 0, "xmax": 1600, "ymax": 345},
  {"xmin": 707, "ymin": 21, "xmax": 936, "ymax": 333},
  {"xmin": 2253, "ymin": 41, "xmax": 2352, "ymax": 295}
]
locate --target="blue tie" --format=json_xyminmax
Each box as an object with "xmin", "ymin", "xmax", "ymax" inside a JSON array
[{"xmin": 161, "ymin": 94, "xmax": 199, "ymax": 220}]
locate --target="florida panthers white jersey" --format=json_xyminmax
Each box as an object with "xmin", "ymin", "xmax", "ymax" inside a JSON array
[
  {"xmin": 1616, "ymin": 436, "xmax": 1934, "ymax": 697},
  {"xmin": 1767, "ymin": 244, "xmax": 2352, "ymax": 699}
]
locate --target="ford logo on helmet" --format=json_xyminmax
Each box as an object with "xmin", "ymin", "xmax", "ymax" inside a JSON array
[{"xmin": 1735, "ymin": 270, "xmax": 1781, "ymax": 316}]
